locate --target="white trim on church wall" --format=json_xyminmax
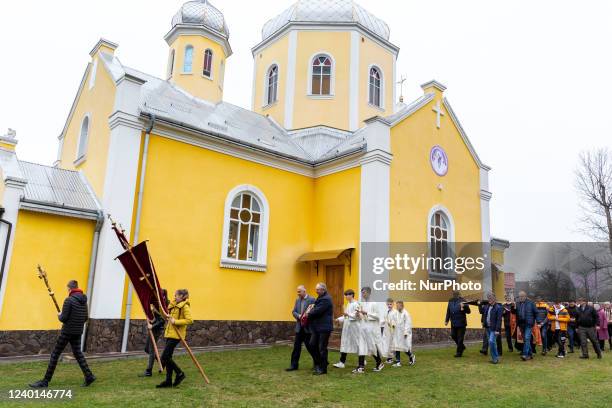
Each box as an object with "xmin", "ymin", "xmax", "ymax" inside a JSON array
[
  {"xmin": 392, "ymin": 54, "xmax": 397, "ymax": 112},
  {"xmin": 349, "ymin": 31, "xmax": 360, "ymax": 131},
  {"xmin": 283, "ymin": 30, "xmax": 297, "ymax": 129},
  {"xmin": 479, "ymin": 167, "xmax": 493, "ymax": 292},
  {"xmin": 306, "ymin": 51, "xmax": 336, "ymax": 98},
  {"xmin": 220, "ymin": 184, "xmax": 270, "ymax": 272},
  {"xmin": 88, "ymin": 57, "xmax": 98, "ymax": 90},
  {"xmin": 0, "ymin": 178, "xmax": 27, "ymax": 317}
]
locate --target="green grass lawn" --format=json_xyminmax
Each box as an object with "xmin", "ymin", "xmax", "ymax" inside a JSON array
[{"xmin": 0, "ymin": 344, "xmax": 610, "ymax": 407}]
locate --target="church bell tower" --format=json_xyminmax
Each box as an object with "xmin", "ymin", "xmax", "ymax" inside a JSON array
[{"xmin": 165, "ymin": 0, "xmax": 232, "ymax": 103}]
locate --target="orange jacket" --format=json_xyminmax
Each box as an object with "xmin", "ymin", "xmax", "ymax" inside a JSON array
[{"xmin": 547, "ymin": 305, "xmax": 570, "ymax": 331}]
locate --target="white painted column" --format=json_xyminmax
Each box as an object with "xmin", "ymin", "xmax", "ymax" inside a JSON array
[
  {"xmin": 283, "ymin": 30, "xmax": 298, "ymax": 129},
  {"xmin": 359, "ymin": 120, "xmax": 392, "ymax": 292},
  {"xmin": 0, "ymin": 177, "xmax": 27, "ymax": 316},
  {"xmin": 480, "ymin": 167, "xmax": 493, "ymax": 293},
  {"xmin": 349, "ymin": 31, "xmax": 360, "ymax": 131},
  {"xmin": 89, "ymin": 115, "xmax": 142, "ymax": 318}
]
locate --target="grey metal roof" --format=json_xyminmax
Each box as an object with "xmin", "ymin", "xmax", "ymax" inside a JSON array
[
  {"xmin": 18, "ymin": 161, "xmax": 100, "ymax": 213},
  {"xmin": 172, "ymin": 0, "xmax": 229, "ymax": 37},
  {"xmin": 100, "ymin": 52, "xmax": 365, "ymax": 164},
  {"xmin": 262, "ymin": 0, "xmax": 390, "ymax": 41}
]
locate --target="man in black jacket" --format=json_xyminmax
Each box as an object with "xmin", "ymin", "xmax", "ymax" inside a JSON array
[
  {"xmin": 30, "ymin": 280, "xmax": 96, "ymax": 388},
  {"xmin": 445, "ymin": 291, "xmax": 471, "ymax": 357},
  {"xmin": 575, "ymin": 298, "xmax": 602, "ymax": 359},
  {"xmin": 306, "ymin": 282, "xmax": 333, "ymax": 375}
]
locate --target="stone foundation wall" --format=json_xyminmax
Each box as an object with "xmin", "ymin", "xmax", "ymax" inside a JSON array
[
  {"xmin": 0, "ymin": 330, "xmax": 61, "ymax": 356},
  {"xmin": 0, "ymin": 322, "xmax": 484, "ymax": 357}
]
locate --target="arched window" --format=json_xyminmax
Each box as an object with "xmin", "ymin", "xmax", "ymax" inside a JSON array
[
  {"xmin": 368, "ymin": 67, "xmax": 382, "ymax": 107},
  {"xmin": 266, "ymin": 65, "xmax": 278, "ymax": 105},
  {"xmin": 203, "ymin": 49, "xmax": 213, "ymax": 78},
  {"xmin": 76, "ymin": 116, "xmax": 90, "ymax": 160},
  {"xmin": 221, "ymin": 185, "xmax": 270, "ymax": 271},
  {"xmin": 183, "ymin": 45, "xmax": 194, "ymax": 73},
  {"xmin": 167, "ymin": 49, "xmax": 175, "ymax": 78},
  {"xmin": 311, "ymin": 54, "xmax": 332, "ymax": 95},
  {"xmin": 429, "ymin": 210, "xmax": 452, "ymax": 276}
]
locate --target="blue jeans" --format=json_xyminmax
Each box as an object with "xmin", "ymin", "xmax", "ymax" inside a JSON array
[
  {"xmin": 522, "ymin": 324, "xmax": 533, "ymax": 357},
  {"xmin": 539, "ymin": 324, "xmax": 548, "ymax": 351},
  {"xmin": 487, "ymin": 329, "xmax": 499, "ymax": 362}
]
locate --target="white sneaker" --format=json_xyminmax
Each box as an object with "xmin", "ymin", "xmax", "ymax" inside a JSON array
[
  {"xmin": 333, "ymin": 362, "xmax": 345, "ymax": 368},
  {"xmin": 385, "ymin": 358, "xmax": 393, "ymax": 364},
  {"xmin": 373, "ymin": 363, "xmax": 384, "ymax": 372},
  {"xmin": 351, "ymin": 367, "xmax": 365, "ymax": 374},
  {"xmin": 392, "ymin": 362, "xmax": 402, "ymax": 367},
  {"xmin": 409, "ymin": 354, "xmax": 416, "ymax": 366}
]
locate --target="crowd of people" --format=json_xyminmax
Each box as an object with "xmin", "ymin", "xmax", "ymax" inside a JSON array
[
  {"xmin": 446, "ymin": 290, "xmax": 611, "ymax": 364},
  {"xmin": 288, "ymin": 284, "xmax": 416, "ymax": 375}
]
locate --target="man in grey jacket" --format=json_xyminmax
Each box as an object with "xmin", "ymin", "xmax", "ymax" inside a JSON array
[{"xmin": 286, "ymin": 285, "xmax": 316, "ymax": 371}]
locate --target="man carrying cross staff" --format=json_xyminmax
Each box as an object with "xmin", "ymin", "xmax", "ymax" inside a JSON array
[{"xmin": 29, "ymin": 279, "xmax": 96, "ymax": 388}]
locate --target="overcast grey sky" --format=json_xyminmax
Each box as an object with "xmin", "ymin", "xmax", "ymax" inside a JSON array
[{"xmin": 0, "ymin": 0, "xmax": 610, "ymax": 242}]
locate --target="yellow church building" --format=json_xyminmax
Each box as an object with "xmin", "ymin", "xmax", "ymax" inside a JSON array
[{"xmin": 0, "ymin": 0, "xmax": 508, "ymax": 356}]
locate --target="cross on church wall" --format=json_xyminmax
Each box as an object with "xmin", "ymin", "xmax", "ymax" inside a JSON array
[{"xmin": 432, "ymin": 101, "xmax": 445, "ymax": 129}]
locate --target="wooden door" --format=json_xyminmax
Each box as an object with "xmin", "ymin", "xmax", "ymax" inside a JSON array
[{"xmin": 325, "ymin": 265, "xmax": 345, "ymax": 319}]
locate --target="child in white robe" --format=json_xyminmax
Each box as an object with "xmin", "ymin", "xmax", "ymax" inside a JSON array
[
  {"xmin": 352, "ymin": 287, "xmax": 385, "ymax": 373},
  {"xmin": 382, "ymin": 298, "xmax": 398, "ymax": 364},
  {"xmin": 333, "ymin": 289, "xmax": 361, "ymax": 368},
  {"xmin": 391, "ymin": 300, "xmax": 416, "ymax": 367}
]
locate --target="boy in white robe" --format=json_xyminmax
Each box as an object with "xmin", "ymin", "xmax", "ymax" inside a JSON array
[
  {"xmin": 333, "ymin": 289, "xmax": 361, "ymax": 368},
  {"xmin": 382, "ymin": 298, "xmax": 398, "ymax": 364},
  {"xmin": 352, "ymin": 287, "xmax": 385, "ymax": 374},
  {"xmin": 391, "ymin": 300, "xmax": 416, "ymax": 367}
]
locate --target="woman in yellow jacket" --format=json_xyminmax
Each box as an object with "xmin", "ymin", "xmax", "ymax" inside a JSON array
[
  {"xmin": 547, "ymin": 301, "xmax": 570, "ymax": 358},
  {"xmin": 156, "ymin": 289, "xmax": 193, "ymax": 388}
]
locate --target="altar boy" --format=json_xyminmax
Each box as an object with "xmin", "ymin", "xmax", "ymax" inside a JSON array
[
  {"xmin": 382, "ymin": 298, "xmax": 397, "ymax": 364},
  {"xmin": 333, "ymin": 289, "xmax": 361, "ymax": 368},
  {"xmin": 352, "ymin": 287, "xmax": 385, "ymax": 373},
  {"xmin": 391, "ymin": 300, "xmax": 416, "ymax": 367}
]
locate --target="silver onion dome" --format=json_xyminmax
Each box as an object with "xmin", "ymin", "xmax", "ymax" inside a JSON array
[
  {"xmin": 171, "ymin": 0, "xmax": 229, "ymax": 38},
  {"xmin": 262, "ymin": 0, "xmax": 390, "ymax": 41}
]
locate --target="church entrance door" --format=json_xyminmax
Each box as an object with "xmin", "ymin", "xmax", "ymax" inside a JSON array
[{"xmin": 325, "ymin": 265, "xmax": 345, "ymax": 319}]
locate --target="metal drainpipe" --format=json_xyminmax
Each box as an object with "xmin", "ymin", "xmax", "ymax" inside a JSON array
[
  {"xmin": 0, "ymin": 207, "xmax": 13, "ymax": 303},
  {"xmin": 121, "ymin": 114, "xmax": 155, "ymax": 353},
  {"xmin": 81, "ymin": 211, "xmax": 104, "ymax": 352}
]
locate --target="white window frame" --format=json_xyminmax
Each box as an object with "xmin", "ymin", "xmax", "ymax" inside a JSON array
[
  {"xmin": 220, "ymin": 184, "xmax": 270, "ymax": 272},
  {"xmin": 202, "ymin": 48, "xmax": 214, "ymax": 79},
  {"xmin": 74, "ymin": 114, "xmax": 91, "ymax": 165},
  {"xmin": 307, "ymin": 52, "xmax": 335, "ymax": 98},
  {"xmin": 263, "ymin": 63, "xmax": 279, "ymax": 108},
  {"xmin": 182, "ymin": 45, "xmax": 194, "ymax": 74},
  {"xmin": 367, "ymin": 64, "xmax": 385, "ymax": 110},
  {"xmin": 426, "ymin": 204, "xmax": 456, "ymax": 280}
]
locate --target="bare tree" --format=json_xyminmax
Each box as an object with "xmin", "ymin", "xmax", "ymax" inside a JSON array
[
  {"xmin": 575, "ymin": 148, "xmax": 612, "ymax": 254},
  {"xmin": 531, "ymin": 268, "xmax": 576, "ymax": 301}
]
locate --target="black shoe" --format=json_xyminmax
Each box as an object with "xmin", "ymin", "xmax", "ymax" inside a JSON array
[
  {"xmin": 313, "ymin": 368, "xmax": 327, "ymax": 375},
  {"xmin": 29, "ymin": 380, "xmax": 49, "ymax": 388},
  {"xmin": 520, "ymin": 355, "xmax": 528, "ymax": 361},
  {"xmin": 312, "ymin": 366, "xmax": 320, "ymax": 372},
  {"xmin": 579, "ymin": 355, "xmax": 589, "ymax": 359},
  {"xmin": 454, "ymin": 353, "xmax": 463, "ymax": 358},
  {"xmin": 597, "ymin": 354, "xmax": 602, "ymax": 359},
  {"xmin": 173, "ymin": 372, "xmax": 185, "ymax": 387},
  {"xmin": 490, "ymin": 360, "xmax": 499, "ymax": 364},
  {"xmin": 156, "ymin": 380, "xmax": 173, "ymax": 388},
  {"xmin": 138, "ymin": 371, "xmax": 153, "ymax": 377},
  {"xmin": 479, "ymin": 350, "xmax": 487, "ymax": 355},
  {"xmin": 82, "ymin": 376, "xmax": 96, "ymax": 387},
  {"xmin": 285, "ymin": 367, "xmax": 298, "ymax": 372}
]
